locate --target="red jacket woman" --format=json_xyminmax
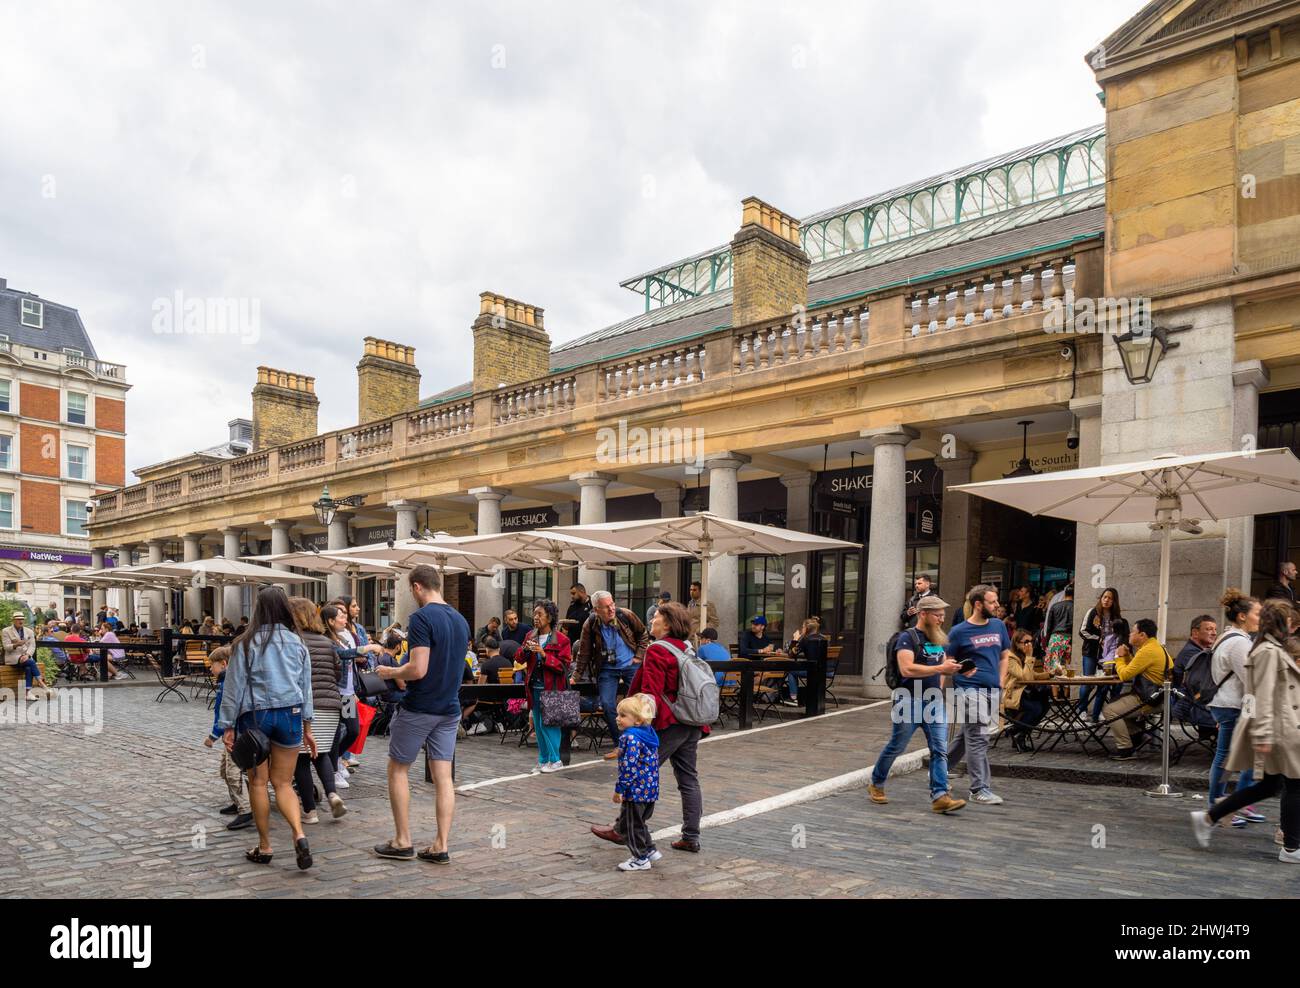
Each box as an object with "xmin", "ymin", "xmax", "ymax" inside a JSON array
[
  {"xmin": 519, "ymin": 626, "xmax": 572, "ymax": 710},
  {"xmin": 630, "ymin": 632, "xmax": 710, "ymax": 735}
]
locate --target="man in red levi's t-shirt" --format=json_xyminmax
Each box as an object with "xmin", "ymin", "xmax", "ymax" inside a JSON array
[{"xmin": 590, "ymin": 601, "xmax": 707, "ymax": 854}]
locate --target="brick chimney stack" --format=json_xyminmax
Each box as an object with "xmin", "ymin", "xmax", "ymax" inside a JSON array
[
  {"xmin": 251, "ymin": 367, "xmax": 319, "ymax": 450},
  {"xmin": 357, "ymin": 337, "xmax": 421, "ymax": 423},
  {"xmin": 730, "ymin": 197, "xmax": 810, "ymax": 327},
  {"xmin": 472, "ymin": 292, "xmax": 551, "ymax": 393}
]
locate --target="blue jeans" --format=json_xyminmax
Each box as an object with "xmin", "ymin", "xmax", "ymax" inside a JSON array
[
  {"xmin": 872, "ymin": 693, "xmax": 949, "ymax": 800},
  {"xmin": 1209, "ymin": 706, "xmax": 1254, "ymax": 804},
  {"xmin": 236, "ymin": 706, "xmax": 304, "ymax": 749},
  {"xmin": 17, "ymin": 657, "xmax": 42, "ymax": 687},
  {"xmin": 598, "ymin": 665, "xmax": 637, "ymax": 741},
  {"xmin": 1075, "ymin": 653, "xmax": 1116, "ymax": 719}
]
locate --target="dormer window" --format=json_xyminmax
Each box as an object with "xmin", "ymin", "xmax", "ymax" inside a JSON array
[{"xmin": 20, "ymin": 299, "xmax": 42, "ymax": 328}]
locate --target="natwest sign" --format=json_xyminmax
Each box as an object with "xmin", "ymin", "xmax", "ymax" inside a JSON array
[{"xmin": 0, "ymin": 547, "xmax": 97, "ymax": 567}]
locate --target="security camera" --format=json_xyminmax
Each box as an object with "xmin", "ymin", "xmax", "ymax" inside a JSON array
[
  {"xmin": 1061, "ymin": 345, "xmax": 1074, "ymax": 360},
  {"xmin": 84, "ymin": 499, "xmax": 95, "ymax": 514},
  {"xmin": 1066, "ymin": 426, "xmax": 1080, "ymax": 451}
]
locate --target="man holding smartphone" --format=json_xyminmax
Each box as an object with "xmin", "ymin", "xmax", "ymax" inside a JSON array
[
  {"xmin": 946, "ymin": 584, "xmax": 1013, "ymax": 806},
  {"xmin": 867, "ymin": 596, "xmax": 965, "ymax": 814}
]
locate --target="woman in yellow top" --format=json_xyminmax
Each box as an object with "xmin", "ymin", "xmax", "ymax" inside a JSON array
[
  {"xmin": 1103, "ymin": 617, "xmax": 1170, "ymax": 760},
  {"xmin": 1003, "ymin": 629, "xmax": 1052, "ymax": 753}
]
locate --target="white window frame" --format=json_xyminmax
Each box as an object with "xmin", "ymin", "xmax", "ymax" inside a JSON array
[
  {"xmin": 0, "ymin": 379, "xmax": 10, "ymax": 413},
  {"xmin": 0, "ymin": 434, "xmax": 12, "ymax": 471},
  {"xmin": 66, "ymin": 390, "xmax": 88, "ymax": 426},
  {"xmin": 66, "ymin": 442, "xmax": 89, "ymax": 481},
  {"xmin": 20, "ymin": 299, "xmax": 43, "ymax": 329},
  {"xmin": 65, "ymin": 498, "xmax": 87, "ymax": 537},
  {"xmin": 0, "ymin": 492, "xmax": 14, "ymax": 530}
]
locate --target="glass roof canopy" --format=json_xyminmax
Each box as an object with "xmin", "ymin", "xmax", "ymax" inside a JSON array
[{"xmin": 620, "ymin": 124, "xmax": 1106, "ymax": 311}]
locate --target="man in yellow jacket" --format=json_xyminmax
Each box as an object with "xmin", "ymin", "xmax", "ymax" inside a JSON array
[{"xmin": 1103, "ymin": 617, "xmax": 1171, "ymax": 760}]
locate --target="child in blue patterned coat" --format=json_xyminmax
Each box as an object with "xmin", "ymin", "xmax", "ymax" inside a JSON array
[{"xmin": 612, "ymin": 693, "xmax": 660, "ymax": 871}]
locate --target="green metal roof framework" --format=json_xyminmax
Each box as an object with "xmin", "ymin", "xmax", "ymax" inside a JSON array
[{"xmin": 620, "ymin": 125, "xmax": 1106, "ymax": 311}]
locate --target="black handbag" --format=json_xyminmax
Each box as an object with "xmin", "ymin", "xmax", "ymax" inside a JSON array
[{"xmin": 229, "ymin": 645, "xmax": 271, "ymax": 771}]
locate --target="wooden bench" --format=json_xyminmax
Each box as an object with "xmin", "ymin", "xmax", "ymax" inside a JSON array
[{"xmin": 0, "ymin": 664, "xmax": 23, "ymax": 693}]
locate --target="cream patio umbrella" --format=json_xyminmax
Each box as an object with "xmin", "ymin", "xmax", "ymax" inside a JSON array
[
  {"xmin": 951, "ymin": 448, "xmax": 1300, "ymax": 642},
  {"xmin": 128, "ymin": 557, "xmax": 325, "ymax": 589}
]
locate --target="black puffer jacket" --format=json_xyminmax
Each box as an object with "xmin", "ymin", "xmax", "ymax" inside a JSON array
[{"xmin": 299, "ymin": 630, "xmax": 341, "ymax": 711}]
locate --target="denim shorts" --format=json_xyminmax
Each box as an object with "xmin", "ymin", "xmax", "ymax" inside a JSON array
[{"xmin": 236, "ymin": 706, "xmax": 304, "ymax": 749}]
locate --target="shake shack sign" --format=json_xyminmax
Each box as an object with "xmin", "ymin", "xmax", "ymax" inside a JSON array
[
  {"xmin": 501, "ymin": 508, "xmax": 559, "ymax": 531},
  {"xmin": 817, "ymin": 460, "xmax": 941, "ymax": 501}
]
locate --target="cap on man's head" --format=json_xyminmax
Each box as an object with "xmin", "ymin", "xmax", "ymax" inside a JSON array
[
  {"xmin": 917, "ymin": 596, "xmax": 949, "ymax": 613},
  {"xmin": 659, "ymin": 591, "xmax": 671, "ymax": 601},
  {"xmin": 750, "ymin": 615, "xmax": 767, "ymax": 626},
  {"xmin": 499, "ymin": 639, "xmax": 521, "ymax": 661}
]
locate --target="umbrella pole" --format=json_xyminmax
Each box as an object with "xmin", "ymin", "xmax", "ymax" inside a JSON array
[{"xmin": 1146, "ymin": 511, "xmax": 1182, "ymax": 798}]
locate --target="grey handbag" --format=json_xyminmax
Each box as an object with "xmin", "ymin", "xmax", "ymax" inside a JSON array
[{"xmin": 538, "ymin": 688, "xmax": 580, "ymax": 728}]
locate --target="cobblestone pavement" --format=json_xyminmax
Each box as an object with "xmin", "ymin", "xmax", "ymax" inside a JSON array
[{"xmin": 2, "ymin": 687, "xmax": 1294, "ymax": 898}]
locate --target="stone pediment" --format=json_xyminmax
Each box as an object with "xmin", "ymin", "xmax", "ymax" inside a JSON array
[{"xmin": 1093, "ymin": 0, "xmax": 1294, "ymax": 67}]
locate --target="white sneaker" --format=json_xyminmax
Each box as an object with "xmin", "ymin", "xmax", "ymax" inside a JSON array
[
  {"xmin": 301, "ymin": 810, "xmax": 319, "ymax": 825},
  {"xmin": 617, "ymin": 856, "xmax": 652, "ymax": 871},
  {"xmin": 328, "ymin": 793, "xmax": 347, "ymax": 819},
  {"xmin": 114, "ymin": 672, "xmax": 129, "ymax": 681},
  {"xmin": 540, "ymin": 762, "xmax": 562, "ymax": 773},
  {"xmin": 647, "ymin": 849, "xmax": 663, "ymax": 862},
  {"xmin": 334, "ymin": 776, "xmax": 350, "ymax": 790},
  {"xmin": 1190, "ymin": 810, "xmax": 1213, "ymax": 849},
  {"xmin": 1279, "ymin": 847, "xmax": 1300, "ymax": 863},
  {"xmin": 337, "ymin": 765, "xmax": 350, "ymax": 781},
  {"xmin": 344, "ymin": 758, "xmax": 360, "ymax": 768},
  {"xmin": 968, "ymin": 789, "xmax": 1004, "ymax": 806}
]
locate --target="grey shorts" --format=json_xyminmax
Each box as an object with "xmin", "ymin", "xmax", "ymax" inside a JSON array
[{"xmin": 388, "ymin": 707, "xmax": 459, "ymax": 765}]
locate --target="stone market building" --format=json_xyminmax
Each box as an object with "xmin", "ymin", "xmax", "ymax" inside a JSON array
[{"xmin": 85, "ymin": 0, "xmax": 1300, "ymax": 693}]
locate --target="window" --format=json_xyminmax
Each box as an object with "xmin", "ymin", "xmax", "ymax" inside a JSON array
[
  {"xmin": 65, "ymin": 499, "xmax": 87, "ymax": 537},
  {"xmin": 66, "ymin": 443, "xmax": 88, "ymax": 480},
  {"xmin": 67, "ymin": 392, "xmax": 87, "ymax": 425},
  {"xmin": 20, "ymin": 298, "xmax": 42, "ymax": 328},
  {"xmin": 0, "ymin": 492, "xmax": 12, "ymax": 529},
  {"xmin": 0, "ymin": 435, "xmax": 11, "ymax": 471},
  {"xmin": 612, "ymin": 562, "xmax": 661, "ymax": 624},
  {"xmin": 0, "ymin": 380, "xmax": 10, "ymax": 412},
  {"xmin": 739, "ymin": 555, "xmax": 786, "ymax": 641},
  {"xmin": 503, "ymin": 569, "xmax": 552, "ymax": 623}
]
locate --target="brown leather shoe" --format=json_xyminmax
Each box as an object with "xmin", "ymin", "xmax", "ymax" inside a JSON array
[
  {"xmin": 590, "ymin": 825, "xmax": 623, "ymax": 844},
  {"xmin": 867, "ymin": 784, "xmax": 888, "ymax": 804},
  {"xmin": 671, "ymin": 838, "xmax": 700, "ymax": 853},
  {"xmin": 932, "ymin": 794, "xmax": 966, "ymax": 815}
]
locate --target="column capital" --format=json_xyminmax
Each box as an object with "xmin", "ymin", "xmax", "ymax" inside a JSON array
[
  {"xmin": 569, "ymin": 472, "xmax": 615, "ymax": 488},
  {"xmin": 937, "ymin": 452, "xmax": 977, "ymax": 473},
  {"xmin": 653, "ymin": 486, "xmax": 684, "ymax": 504},
  {"xmin": 265, "ymin": 519, "xmax": 295, "ymax": 531},
  {"xmin": 1233, "ymin": 360, "xmax": 1269, "ymax": 392},
  {"xmin": 705, "ymin": 452, "xmax": 751, "ymax": 472},
  {"xmin": 779, "ymin": 471, "xmax": 815, "ymax": 490},
  {"xmin": 219, "ymin": 526, "xmax": 245, "ymax": 536},
  {"xmin": 145, "ymin": 537, "xmax": 169, "ymax": 547},
  {"xmin": 1069, "ymin": 396, "xmax": 1102, "ymax": 420},
  {"xmin": 860, "ymin": 426, "xmax": 919, "ymax": 450},
  {"xmin": 181, "ymin": 532, "xmax": 205, "ymax": 543},
  {"xmin": 469, "ymin": 487, "xmax": 510, "ymax": 503},
  {"xmin": 387, "ymin": 500, "xmax": 425, "ymax": 512}
]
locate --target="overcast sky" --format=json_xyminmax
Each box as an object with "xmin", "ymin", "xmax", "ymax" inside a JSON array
[{"xmin": 0, "ymin": 0, "xmax": 1139, "ymax": 478}]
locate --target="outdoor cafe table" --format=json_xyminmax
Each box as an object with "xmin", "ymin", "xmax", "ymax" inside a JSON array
[{"xmin": 1024, "ymin": 675, "xmax": 1123, "ymax": 755}]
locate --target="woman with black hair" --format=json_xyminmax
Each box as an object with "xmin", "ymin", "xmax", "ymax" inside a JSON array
[
  {"xmin": 216, "ymin": 586, "xmax": 316, "ymax": 869},
  {"xmin": 519, "ymin": 599, "xmax": 572, "ymax": 774},
  {"xmin": 1078, "ymin": 587, "xmax": 1122, "ymax": 721},
  {"xmin": 322, "ymin": 601, "xmax": 382, "ymax": 785}
]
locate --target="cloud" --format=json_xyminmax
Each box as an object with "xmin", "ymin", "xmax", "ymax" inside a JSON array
[{"xmin": 0, "ymin": 0, "xmax": 1138, "ymax": 476}]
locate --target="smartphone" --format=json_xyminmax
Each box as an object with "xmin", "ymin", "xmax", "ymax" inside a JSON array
[{"xmin": 957, "ymin": 660, "xmax": 977, "ymax": 675}]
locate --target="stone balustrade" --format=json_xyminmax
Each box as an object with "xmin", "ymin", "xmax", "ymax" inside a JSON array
[{"xmin": 906, "ymin": 255, "xmax": 1076, "ymax": 338}]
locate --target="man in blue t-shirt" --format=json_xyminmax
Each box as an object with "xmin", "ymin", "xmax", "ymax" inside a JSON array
[
  {"xmin": 373, "ymin": 564, "xmax": 469, "ymax": 863},
  {"xmin": 867, "ymin": 597, "xmax": 964, "ymax": 813},
  {"xmin": 946, "ymin": 584, "xmax": 1012, "ymax": 807},
  {"xmin": 697, "ymin": 627, "xmax": 731, "ymax": 686}
]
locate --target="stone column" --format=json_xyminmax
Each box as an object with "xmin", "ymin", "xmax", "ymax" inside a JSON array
[
  {"xmin": 326, "ymin": 513, "xmax": 352, "ymax": 600},
  {"xmin": 90, "ymin": 548, "xmax": 106, "ymax": 617},
  {"xmin": 221, "ymin": 528, "xmax": 243, "ymax": 623},
  {"xmin": 389, "ymin": 501, "xmax": 423, "ymax": 625},
  {"xmin": 145, "ymin": 539, "xmax": 166, "ymax": 631},
  {"xmin": 1070, "ymin": 396, "xmax": 1103, "ymax": 663},
  {"xmin": 654, "ymin": 488, "xmax": 685, "ymax": 606},
  {"xmin": 938, "ymin": 451, "xmax": 978, "ymax": 611},
  {"xmin": 706, "ymin": 453, "xmax": 750, "ymax": 646},
  {"xmin": 572, "ymin": 473, "xmax": 614, "ymax": 593},
  {"xmin": 862, "ymin": 428, "xmax": 918, "ymax": 697},
  {"xmin": 1228, "ymin": 361, "xmax": 1269, "ymax": 591},
  {"xmin": 780, "ymin": 472, "xmax": 814, "ymax": 631},
  {"xmin": 182, "ymin": 534, "xmax": 203, "ymax": 622},
  {"xmin": 552, "ymin": 501, "xmax": 578, "ymax": 606},
  {"xmin": 471, "ymin": 487, "xmax": 508, "ymax": 631},
  {"xmin": 117, "ymin": 545, "xmax": 136, "ymax": 625}
]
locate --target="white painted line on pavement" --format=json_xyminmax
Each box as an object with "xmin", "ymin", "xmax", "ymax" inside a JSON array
[
  {"xmin": 456, "ymin": 699, "xmax": 891, "ymax": 793},
  {"xmin": 650, "ymin": 744, "xmax": 929, "ymax": 840}
]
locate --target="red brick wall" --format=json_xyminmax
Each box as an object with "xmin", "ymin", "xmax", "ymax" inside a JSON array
[
  {"xmin": 20, "ymin": 383, "xmax": 59, "ymax": 422},
  {"xmin": 95, "ymin": 435, "xmax": 125, "ymax": 487},
  {"xmin": 20, "ymin": 479, "xmax": 60, "ymax": 535},
  {"xmin": 96, "ymin": 396, "xmax": 125, "ymax": 433},
  {"xmin": 19, "ymin": 423, "xmax": 59, "ymax": 478}
]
